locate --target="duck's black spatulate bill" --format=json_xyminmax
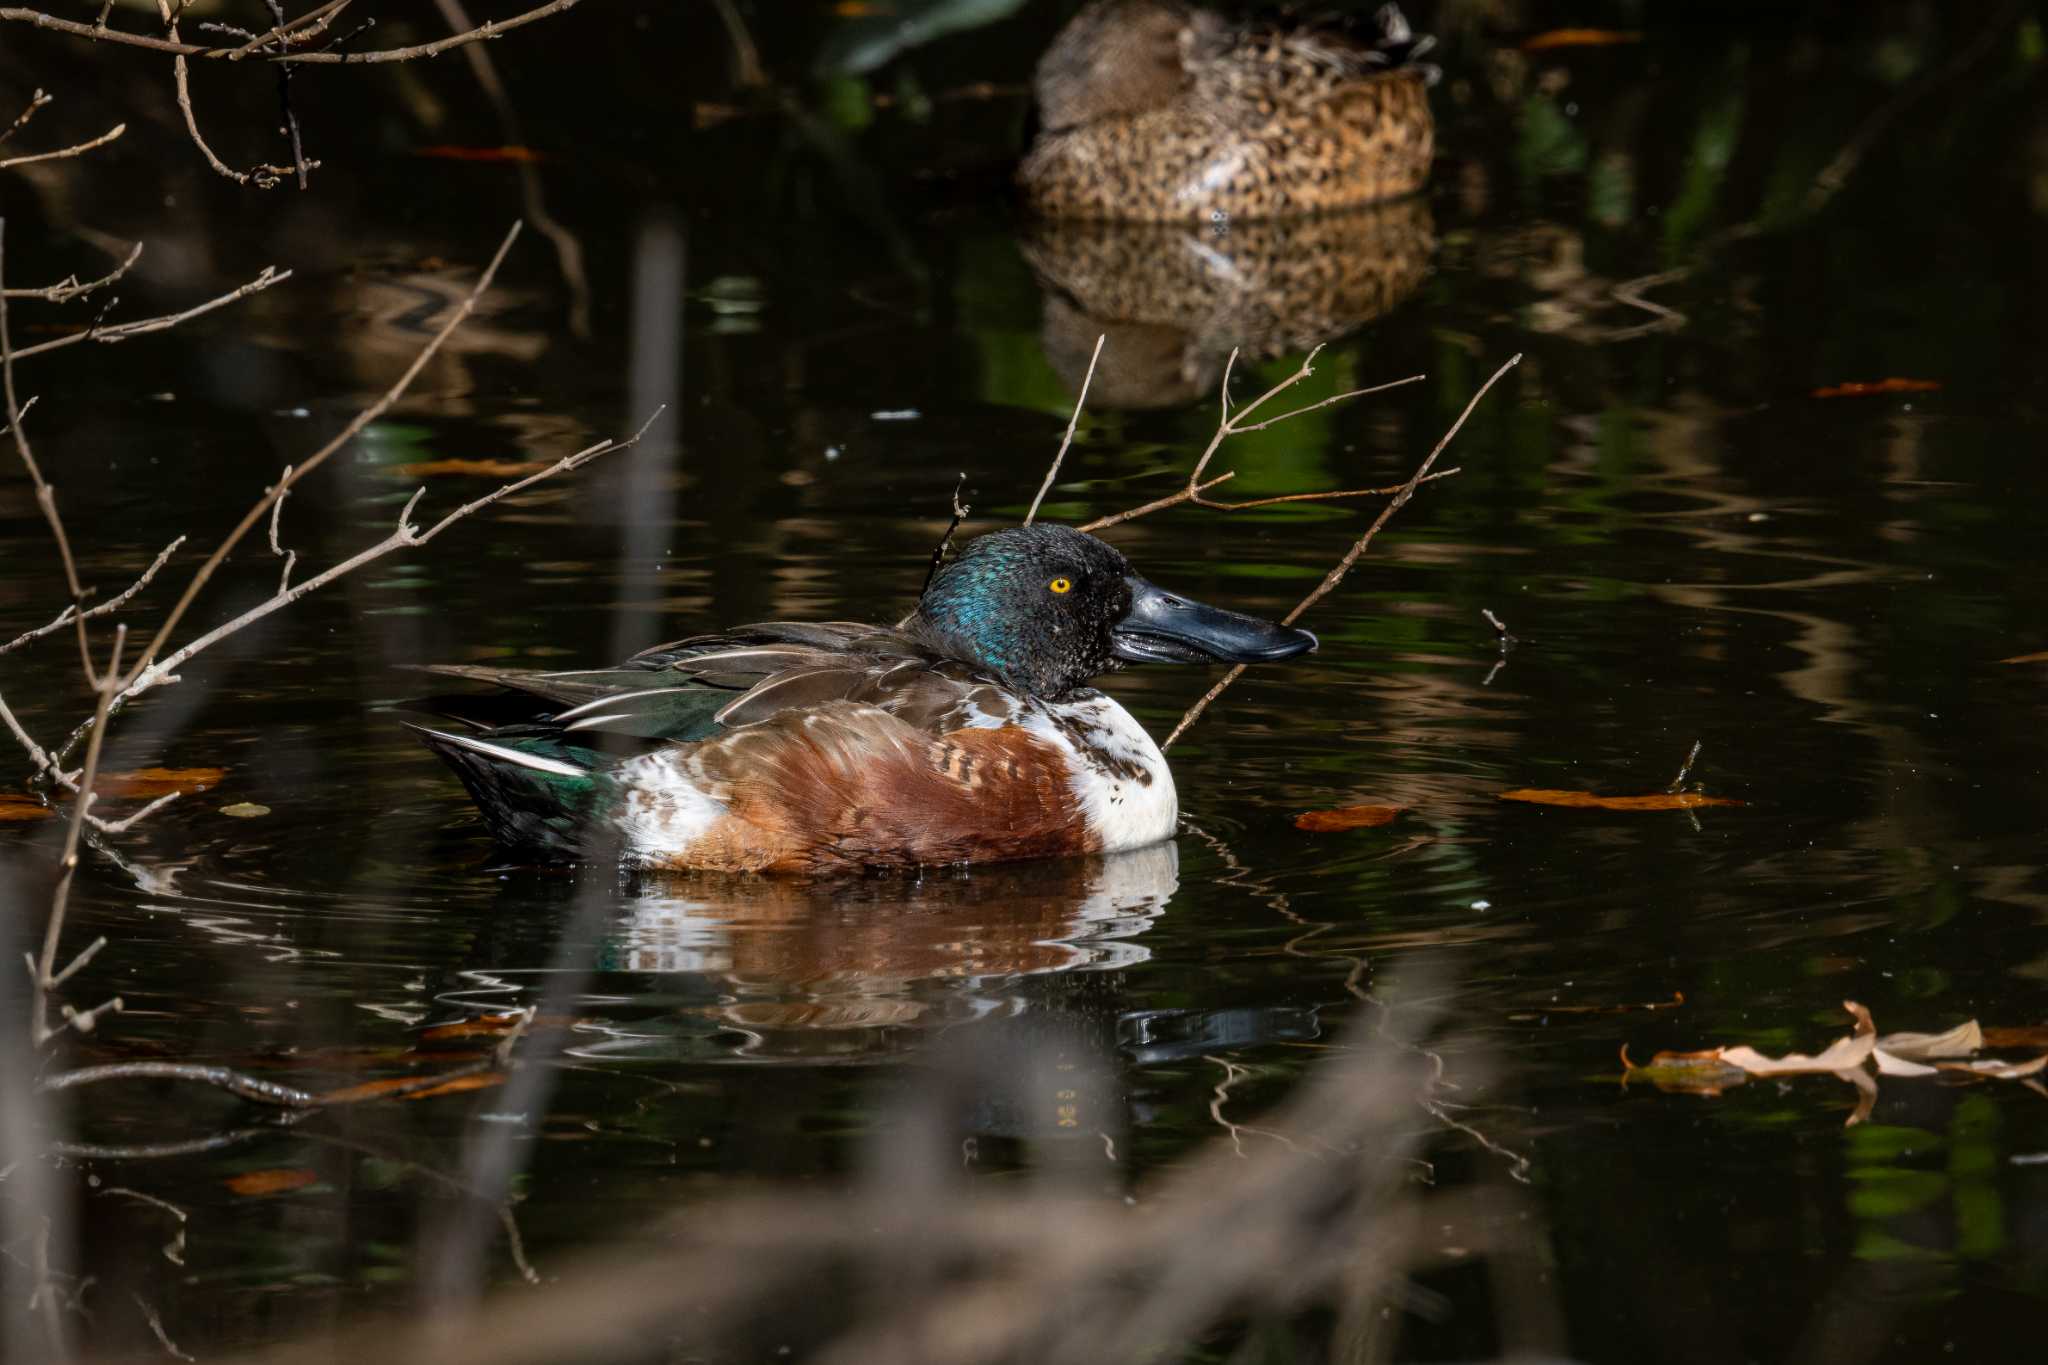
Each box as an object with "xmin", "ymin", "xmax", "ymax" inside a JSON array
[{"xmin": 1110, "ymin": 575, "xmax": 1318, "ymax": 666}]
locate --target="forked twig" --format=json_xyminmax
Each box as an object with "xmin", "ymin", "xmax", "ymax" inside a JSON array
[
  {"xmin": 1161, "ymin": 353, "xmax": 1523, "ymax": 749},
  {"xmin": 1072, "ymin": 346, "xmax": 1429, "ymax": 534}
]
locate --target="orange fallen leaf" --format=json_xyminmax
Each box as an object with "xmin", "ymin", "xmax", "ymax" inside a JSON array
[
  {"xmin": 391, "ymin": 458, "xmax": 549, "ymax": 479},
  {"xmin": 315, "ymin": 1070, "xmax": 506, "ymax": 1105},
  {"xmin": 0, "ymin": 794, "xmax": 54, "ymax": 822},
  {"xmin": 225, "ymin": 1168, "xmax": 319, "ymax": 1197},
  {"xmin": 417, "ymin": 1012, "xmax": 565, "ymax": 1043},
  {"xmin": 2000, "ymin": 651, "xmax": 2048, "ymax": 664},
  {"xmin": 1521, "ymin": 28, "xmax": 1642, "ymax": 52},
  {"xmin": 1498, "ymin": 788, "xmax": 1744, "ymax": 811},
  {"xmin": 95, "ymin": 767, "xmax": 226, "ymax": 798},
  {"xmin": 1810, "ymin": 378, "xmax": 1941, "ymax": 399},
  {"xmin": 1294, "ymin": 804, "xmax": 1402, "ymax": 832},
  {"xmin": 413, "ymin": 144, "xmax": 544, "ymax": 164}
]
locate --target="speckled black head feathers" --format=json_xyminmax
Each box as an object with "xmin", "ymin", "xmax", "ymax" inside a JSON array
[{"xmin": 912, "ymin": 526, "xmax": 1135, "ymax": 699}]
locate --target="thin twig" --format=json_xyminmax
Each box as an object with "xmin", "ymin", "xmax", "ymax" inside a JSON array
[
  {"xmin": 0, "ymin": 536, "xmax": 182, "ymax": 660},
  {"xmin": 0, "ymin": 87, "xmax": 51, "ymax": 147},
  {"xmin": 0, "ymin": 120, "xmax": 125, "ymax": 169},
  {"xmin": 98, "ymin": 414, "xmax": 660, "ymax": 728},
  {"xmin": 1162, "ymin": 354, "xmax": 1522, "ymax": 750},
  {"xmin": 267, "ymin": 464, "xmax": 297, "ymax": 593},
  {"xmin": 4, "ymin": 265, "xmax": 290, "ymax": 364},
  {"xmin": 227, "ymin": 0, "xmax": 352, "ymax": 58},
  {"xmin": 1666, "ymin": 740, "xmax": 1703, "ymax": 793},
  {"xmin": 132, "ymin": 1293, "xmax": 194, "ymax": 1361},
  {"xmin": 1, "ymin": 217, "xmax": 100, "ymax": 688},
  {"xmin": 1025, "ymin": 332, "xmax": 1102, "ymax": 526},
  {"xmin": 31, "ymin": 624, "xmax": 130, "ymax": 1046},
  {"xmin": 0, "ymin": 241, "xmax": 144, "ymax": 303},
  {"xmin": 0, "ymin": 0, "xmax": 583, "ymax": 63},
  {"xmin": 161, "ymin": 0, "xmax": 295, "ymax": 188}
]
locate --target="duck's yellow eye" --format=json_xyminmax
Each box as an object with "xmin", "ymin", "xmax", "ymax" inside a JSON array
[{"xmin": 1049, "ymin": 576, "xmax": 1072, "ymax": 594}]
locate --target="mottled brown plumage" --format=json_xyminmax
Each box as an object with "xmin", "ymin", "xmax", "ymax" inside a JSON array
[{"xmin": 1020, "ymin": 0, "xmax": 1436, "ymax": 222}]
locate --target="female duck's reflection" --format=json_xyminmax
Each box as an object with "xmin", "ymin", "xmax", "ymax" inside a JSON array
[{"xmin": 1023, "ymin": 197, "xmax": 1435, "ymax": 410}]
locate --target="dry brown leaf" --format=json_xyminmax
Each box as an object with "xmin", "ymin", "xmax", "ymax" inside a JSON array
[
  {"xmin": 1521, "ymin": 28, "xmax": 1641, "ymax": 51},
  {"xmin": 225, "ymin": 1168, "xmax": 319, "ymax": 1197},
  {"xmin": 1294, "ymin": 804, "xmax": 1403, "ymax": 832},
  {"xmin": 0, "ymin": 794, "xmax": 54, "ymax": 822},
  {"xmin": 2000, "ymin": 651, "xmax": 2048, "ymax": 664},
  {"xmin": 391, "ymin": 458, "xmax": 549, "ymax": 479},
  {"xmin": 1498, "ymin": 788, "xmax": 1744, "ymax": 811},
  {"xmin": 1876, "ymin": 1020, "xmax": 1983, "ymax": 1061},
  {"xmin": 1810, "ymin": 378, "xmax": 1941, "ymax": 399},
  {"xmin": 1718, "ymin": 1001, "xmax": 1876, "ymax": 1076},
  {"xmin": 95, "ymin": 767, "xmax": 225, "ymax": 798}
]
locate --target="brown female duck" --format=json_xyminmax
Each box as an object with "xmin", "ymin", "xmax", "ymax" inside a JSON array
[{"xmin": 1019, "ymin": 1, "xmax": 1436, "ymax": 222}]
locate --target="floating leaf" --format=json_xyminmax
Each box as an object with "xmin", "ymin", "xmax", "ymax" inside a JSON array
[
  {"xmin": 417, "ymin": 1012, "xmax": 562, "ymax": 1043},
  {"xmin": 1294, "ymin": 804, "xmax": 1402, "ymax": 832},
  {"xmin": 1810, "ymin": 378, "xmax": 1941, "ymax": 399},
  {"xmin": 219, "ymin": 802, "xmax": 270, "ymax": 819},
  {"xmin": 1521, "ymin": 28, "xmax": 1642, "ymax": 52},
  {"xmin": 225, "ymin": 1168, "xmax": 318, "ymax": 1197},
  {"xmin": 1620, "ymin": 1045, "xmax": 1748, "ymax": 1095},
  {"xmin": 1498, "ymin": 788, "xmax": 1744, "ymax": 811},
  {"xmin": 1719, "ymin": 1001, "xmax": 1876, "ymax": 1075},
  {"xmin": 95, "ymin": 767, "xmax": 225, "ymax": 798},
  {"xmin": 315, "ymin": 1070, "xmax": 506, "ymax": 1105},
  {"xmin": 412, "ymin": 144, "xmax": 544, "ymax": 164},
  {"xmin": 391, "ymin": 458, "xmax": 549, "ymax": 480},
  {"xmin": 2000, "ymin": 651, "xmax": 2048, "ymax": 664},
  {"xmin": 1876, "ymin": 1020, "xmax": 1983, "ymax": 1061},
  {"xmin": 0, "ymin": 794, "xmax": 54, "ymax": 822}
]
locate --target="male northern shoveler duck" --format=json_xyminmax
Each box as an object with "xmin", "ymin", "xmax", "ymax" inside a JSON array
[
  {"xmin": 411, "ymin": 526, "xmax": 1315, "ymax": 874},
  {"xmin": 1018, "ymin": 0, "xmax": 1436, "ymax": 222}
]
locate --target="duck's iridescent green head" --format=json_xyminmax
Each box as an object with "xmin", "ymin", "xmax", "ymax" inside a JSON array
[{"xmin": 912, "ymin": 525, "xmax": 1316, "ymax": 699}]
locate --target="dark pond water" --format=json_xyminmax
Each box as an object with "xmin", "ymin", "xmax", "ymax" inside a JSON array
[{"xmin": 4, "ymin": 2, "xmax": 2048, "ymax": 1361}]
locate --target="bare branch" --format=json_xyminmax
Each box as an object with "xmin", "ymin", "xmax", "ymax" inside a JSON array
[
  {"xmin": 4, "ymin": 265, "xmax": 290, "ymax": 364},
  {"xmin": 0, "ymin": 535, "xmax": 183, "ymax": 660},
  {"xmin": 111, "ymin": 412, "xmax": 659, "ymax": 719},
  {"xmin": 0, "ymin": 119, "xmax": 125, "ymax": 169},
  {"xmin": 1161, "ymin": 353, "xmax": 1523, "ymax": 749},
  {"xmin": 1, "ymin": 218, "xmax": 100, "ymax": 687},
  {"xmin": 0, "ymin": 241, "xmax": 144, "ymax": 303},
  {"xmin": 129, "ymin": 223, "xmax": 521, "ymax": 682},
  {"xmin": 1026, "ymin": 332, "xmax": 1103, "ymax": 526},
  {"xmin": 0, "ymin": 87, "xmax": 51, "ymax": 147},
  {"xmin": 0, "ymin": 0, "xmax": 584, "ymax": 64}
]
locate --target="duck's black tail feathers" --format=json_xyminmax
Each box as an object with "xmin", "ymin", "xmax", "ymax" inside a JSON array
[{"xmin": 407, "ymin": 724, "xmax": 608, "ymax": 861}]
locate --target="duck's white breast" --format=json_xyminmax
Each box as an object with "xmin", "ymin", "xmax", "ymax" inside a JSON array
[{"xmin": 1028, "ymin": 691, "xmax": 1178, "ymax": 853}]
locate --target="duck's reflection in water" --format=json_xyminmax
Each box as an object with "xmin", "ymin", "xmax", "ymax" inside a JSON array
[
  {"xmin": 1023, "ymin": 197, "xmax": 1435, "ymax": 410},
  {"xmin": 574, "ymin": 843, "xmax": 1181, "ymax": 1058}
]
